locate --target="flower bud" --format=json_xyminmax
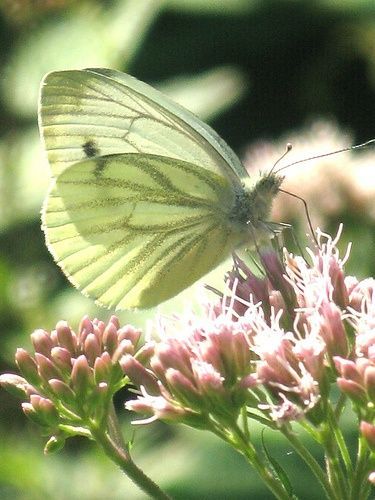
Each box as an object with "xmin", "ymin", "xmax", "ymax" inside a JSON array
[
  {"xmin": 56, "ymin": 321, "xmax": 77, "ymax": 355},
  {"xmin": 334, "ymin": 357, "xmax": 362, "ymax": 383},
  {"xmin": 360, "ymin": 421, "xmax": 375, "ymax": 451},
  {"xmin": 135, "ymin": 342, "xmax": 155, "ymax": 364},
  {"xmin": 117, "ymin": 324, "xmax": 142, "ymax": 346},
  {"xmin": 50, "ymin": 347, "xmax": 72, "ymax": 373},
  {"xmin": 15, "ymin": 348, "xmax": 40, "ymax": 387},
  {"xmin": 44, "ymin": 435, "xmax": 66, "ymax": 454},
  {"xmin": 48, "ymin": 379, "xmax": 76, "ymax": 406},
  {"xmin": 93, "ymin": 352, "xmax": 112, "ymax": 384},
  {"xmin": 318, "ymin": 301, "xmax": 347, "ymax": 357},
  {"xmin": 35, "ymin": 353, "xmax": 60, "ymax": 382},
  {"xmin": 84, "ymin": 333, "xmax": 101, "ymax": 365},
  {"xmin": 166, "ymin": 368, "xmax": 202, "ymax": 409},
  {"xmin": 102, "ymin": 322, "xmax": 119, "ymax": 355},
  {"xmin": 71, "ymin": 355, "xmax": 93, "ymax": 397},
  {"xmin": 31, "ymin": 329, "xmax": 53, "ymax": 357},
  {"xmin": 120, "ymin": 355, "xmax": 160, "ymax": 395},
  {"xmin": 112, "ymin": 339, "xmax": 134, "ymax": 363},
  {"xmin": 36, "ymin": 396, "xmax": 59, "ymax": 427},
  {"xmin": 0, "ymin": 374, "xmax": 34, "ymax": 399},
  {"xmin": 364, "ymin": 366, "xmax": 375, "ymax": 402},
  {"xmin": 126, "ymin": 394, "xmax": 187, "ymax": 423},
  {"xmin": 337, "ymin": 378, "xmax": 367, "ymax": 405}
]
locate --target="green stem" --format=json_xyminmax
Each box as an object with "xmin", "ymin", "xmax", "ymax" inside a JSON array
[
  {"xmin": 321, "ymin": 420, "xmax": 349, "ymax": 500},
  {"xmin": 90, "ymin": 424, "xmax": 171, "ymax": 500},
  {"xmin": 333, "ymin": 392, "xmax": 347, "ymax": 421},
  {"xmin": 223, "ymin": 423, "xmax": 291, "ymax": 500},
  {"xmin": 282, "ymin": 427, "xmax": 336, "ymax": 499},
  {"xmin": 107, "ymin": 402, "xmax": 127, "ymax": 449},
  {"xmin": 351, "ymin": 436, "xmax": 371, "ymax": 500}
]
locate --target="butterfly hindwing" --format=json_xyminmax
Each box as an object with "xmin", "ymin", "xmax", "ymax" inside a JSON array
[{"xmin": 43, "ymin": 153, "xmax": 242, "ymax": 309}]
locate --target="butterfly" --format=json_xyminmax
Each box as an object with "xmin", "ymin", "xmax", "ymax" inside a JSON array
[{"xmin": 39, "ymin": 68, "xmax": 283, "ymax": 309}]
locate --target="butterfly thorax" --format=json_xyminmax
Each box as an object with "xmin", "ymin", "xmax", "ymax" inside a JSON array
[{"xmin": 229, "ymin": 173, "xmax": 284, "ymax": 230}]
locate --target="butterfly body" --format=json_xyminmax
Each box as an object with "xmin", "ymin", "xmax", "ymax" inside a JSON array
[{"xmin": 39, "ymin": 68, "xmax": 282, "ymax": 309}]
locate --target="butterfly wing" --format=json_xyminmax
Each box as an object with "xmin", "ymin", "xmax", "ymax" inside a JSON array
[
  {"xmin": 39, "ymin": 68, "xmax": 248, "ymax": 181},
  {"xmin": 43, "ymin": 153, "xmax": 245, "ymax": 309}
]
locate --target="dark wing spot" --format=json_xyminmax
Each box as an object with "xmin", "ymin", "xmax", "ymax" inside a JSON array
[
  {"xmin": 83, "ymin": 139, "xmax": 100, "ymax": 158},
  {"xmin": 94, "ymin": 157, "xmax": 107, "ymax": 178}
]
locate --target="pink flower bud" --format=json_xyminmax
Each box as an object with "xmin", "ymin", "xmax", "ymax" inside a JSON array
[
  {"xmin": 120, "ymin": 355, "xmax": 160, "ymax": 395},
  {"xmin": 166, "ymin": 368, "xmax": 202, "ymax": 409},
  {"xmin": 71, "ymin": 355, "xmax": 93, "ymax": 397},
  {"xmin": 112, "ymin": 339, "xmax": 134, "ymax": 363},
  {"xmin": 102, "ymin": 322, "xmax": 119, "ymax": 355},
  {"xmin": 50, "ymin": 347, "xmax": 72, "ymax": 373},
  {"xmin": 31, "ymin": 329, "xmax": 53, "ymax": 357},
  {"xmin": 364, "ymin": 366, "xmax": 375, "ymax": 401},
  {"xmin": 93, "ymin": 353, "xmax": 112, "ymax": 384},
  {"xmin": 261, "ymin": 250, "xmax": 295, "ymax": 308},
  {"xmin": 360, "ymin": 421, "xmax": 375, "ymax": 451},
  {"xmin": 337, "ymin": 377, "xmax": 367, "ymax": 404},
  {"xmin": 37, "ymin": 397, "xmax": 59, "ymax": 427},
  {"xmin": 15, "ymin": 348, "xmax": 40, "ymax": 387},
  {"xmin": 108, "ymin": 315, "xmax": 120, "ymax": 329},
  {"xmin": 35, "ymin": 353, "xmax": 61, "ymax": 382},
  {"xmin": 56, "ymin": 321, "xmax": 77, "ymax": 355},
  {"xmin": 84, "ymin": 333, "xmax": 101, "ymax": 365},
  {"xmin": 238, "ymin": 373, "xmax": 259, "ymax": 389},
  {"xmin": 126, "ymin": 395, "xmax": 187, "ymax": 423},
  {"xmin": 22, "ymin": 402, "xmax": 39, "ymax": 422},
  {"xmin": 0, "ymin": 374, "xmax": 34, "ymax": 399},
  {"xmin": 318, "ymin": 301, "xmax": 347, "ymax": 357},
  {"xmin": 152, "ymin": 341, "xmax": 193, "ymax": 381},
  {"xmin": 117, "ymin": 324, "xmax": 142, "ymax": 346},
  {"xmin": 25, "ymin": 396, "xmax": 58, "ymax": 427},
  {"xmin": 135, "ymin": 342, "xmax": 155, "ymax": 364},
  {"xmin": 329, "ymin": 258, "xmax": 349, "ymax": 308},
  {"xmin": 334, "ymin": 357, "xmax": 361, "ymax": 383},
  {"xmin": 48, "ymin": 378, "xmax": 76, "ymax": 406},
  {"xmin": 78, "ymin": 315, "xmax": 94, "ymax": 337}
]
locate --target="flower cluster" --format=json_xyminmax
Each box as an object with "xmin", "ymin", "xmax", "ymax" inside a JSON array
[
  {"xmin": 1, "ymin": 316, "xmax": 141, "ymax": 452},
  {"xmin": 124, "ymin": 314, "xmax": 258, "ymax": 430},
  {"xmin": 123, "ymin": 227, "xmax": 375, "ymax": 433},
  {"xmin": 3, "ymin": 226, "xmax": 375, "ymax": 488}
]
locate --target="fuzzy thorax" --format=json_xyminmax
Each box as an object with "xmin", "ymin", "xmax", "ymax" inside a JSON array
[{"xmin": 230, "ymin": 173, "xmax": 284, "ymax": 230}]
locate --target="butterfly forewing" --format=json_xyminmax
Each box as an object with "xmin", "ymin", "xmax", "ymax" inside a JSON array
[
  {"xmin": 39, "ymin": 68, "xmax": 247, "ymax": 183},
  {"xmin": 43, "ymin": 154, "xmax": 243, "ymax": 309}
]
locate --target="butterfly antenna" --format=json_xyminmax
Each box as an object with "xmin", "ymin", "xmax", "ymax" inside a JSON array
[
  {"xmin": 268, "ymin": 143, "xmax": 293, "ymax": 176},
  {"xmin": 204, "ymin": 284, "xmax": 223, "ymax": 299},
  {"xmin": 278, "ymin": 188, "xmax": 319, "ymax": 246},
  {"xmin": 274, "ymin": 138, "xmax": 375, "ymax": 175}
]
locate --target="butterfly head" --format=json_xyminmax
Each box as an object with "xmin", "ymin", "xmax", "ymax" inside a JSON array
[{"xmin": 233, "ymin": 172, "xmax": 283, "ymax": 224}]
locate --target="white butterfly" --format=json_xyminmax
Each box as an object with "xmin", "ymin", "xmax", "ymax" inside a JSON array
[{"xmin": 39, "ymin": 68, "xmax": 283, "ymax": 309}]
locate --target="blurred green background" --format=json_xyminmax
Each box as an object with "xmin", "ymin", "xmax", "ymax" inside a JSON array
[{"xmin": 0, "ymin": 0, "xmax": 374, "ymax": 498}]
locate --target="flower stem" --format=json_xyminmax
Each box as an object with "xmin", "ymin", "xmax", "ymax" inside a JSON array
[
  {"xmin": 90, "ymin": 423, "xmax": 171, "ymax": 500},
  {"xmin": 321, "ymin": 420, "xmax": 349, "ymax": 500},
  {"xmin": 223, "ymin": 423, "xmax": 291, "ymax": 500},
  {"xmin": 282, "ymin": 427, "xmax": 337, "ymax": 499},
  {"xmin": 351, "ymin": 436, "xmax": 371, "ymax": 500}
]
